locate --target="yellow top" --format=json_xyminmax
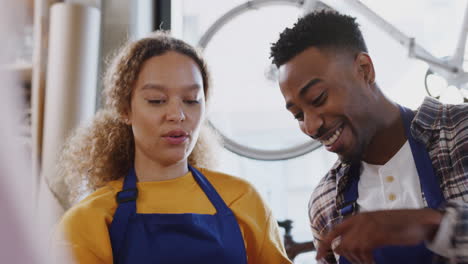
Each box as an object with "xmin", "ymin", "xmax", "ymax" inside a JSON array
[{"xmin": 57, "ymin": 167, "xmax": 291, "ymax": 264}]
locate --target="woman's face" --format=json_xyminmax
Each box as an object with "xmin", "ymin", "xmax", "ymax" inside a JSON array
[{"xmin": 128, "ymin": 51, "xmax": 205, "ymax": 167}]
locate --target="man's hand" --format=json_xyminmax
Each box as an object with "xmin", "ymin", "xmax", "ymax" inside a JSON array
[{"xmin": 316, "ymin": 208, "xmax": 443, "ymax": 264}]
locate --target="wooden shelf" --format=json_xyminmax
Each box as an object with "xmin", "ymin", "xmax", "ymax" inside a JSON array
[{"xmin": 1, "ymin": 62, "xmax": 33, "ymax": 83}]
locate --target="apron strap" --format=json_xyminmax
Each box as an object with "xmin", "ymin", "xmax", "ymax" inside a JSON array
[
  {"xmin": 398, "ymin": 105, "xmax": 445, "ymax": 209},
  {"xmin": 109, "ymin": 167, "xmax": 138, "ymax": 260},
  {"xmin": 340, "ymin": 163, "xmax": 361, "ymax": 217},
  {"xmin": 189, "ymin": 165, "xmax": 231, "ymax": 215}
]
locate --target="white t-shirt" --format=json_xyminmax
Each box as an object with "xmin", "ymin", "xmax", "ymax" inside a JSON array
[
  {"xmin": 357, "ymin": 141, "xmax": 452, "ymax": 257},
  {"xmin": 358, "ymin": 141, "xmax": 425, "ymax": 211}
]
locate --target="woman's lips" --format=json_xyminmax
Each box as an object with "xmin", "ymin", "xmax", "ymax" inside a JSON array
[
  {"xmin": 163, "ymin": 135, "xmax": 188, "ymax": 145},
  {"xmin": 162, "ymin": 129, "xmax": 189, "ymax": 145}
]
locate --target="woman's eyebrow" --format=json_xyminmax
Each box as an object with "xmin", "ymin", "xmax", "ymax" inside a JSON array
[{"xmin": 141, "ymin": 83, "xmax": 167, "ymax": 92}]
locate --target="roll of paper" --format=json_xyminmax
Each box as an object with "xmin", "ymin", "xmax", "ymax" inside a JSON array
[{"xmin": 41, "ymin": 3, "xmax": 100, "ymax": 208}]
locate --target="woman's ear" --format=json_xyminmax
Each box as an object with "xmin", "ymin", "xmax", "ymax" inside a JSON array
[
  {"xmin": 121, "ymin": 112, "xmax": 132, "ymax": 125},
  {"xmin": 121, "ymin": 102, "xmax": 133, "ymax": 125},
  {"xmin": 356, "ymin": 52, "xmax": 376, "ymax": 85}
]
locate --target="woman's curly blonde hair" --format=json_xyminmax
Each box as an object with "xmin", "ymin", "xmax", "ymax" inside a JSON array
[{"xmin": 55, "ymin": 32, "xmax": 220, "ymax": 208}]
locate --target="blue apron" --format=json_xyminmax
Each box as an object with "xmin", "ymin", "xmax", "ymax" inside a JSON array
[
  {"xmin": 109, "ymin": 165, "xmax": 248, "ymax": 264},
  {"xmin": 339, "ymin": 105, "xmax": 445, "ymax": 264}
]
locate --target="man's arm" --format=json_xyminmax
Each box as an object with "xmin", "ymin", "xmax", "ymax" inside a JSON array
[
  {"xmin": 315, "ymin": 201, "xmax": 468, "ymax": 263},
  {"xmin": 316, "ymin": 208, "xmax": 443, "ymax": 263}
]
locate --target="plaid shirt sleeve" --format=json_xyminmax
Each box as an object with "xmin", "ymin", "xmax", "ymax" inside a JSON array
[
  {"xmin": 412, "ymin": 98, "xmax": 468, "ymax": 263},
  {"xmin": 309, "ymin": 171, "xmax": 340, "ymax": 264},
  {"xmin": 444, "ymin": 201, "xmax": 468, "ymax": 263}
]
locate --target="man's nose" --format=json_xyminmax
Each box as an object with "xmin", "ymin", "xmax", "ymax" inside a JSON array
[{"xmin": 303, "ymin": 112, "xmax": 324, "ymax": 138}]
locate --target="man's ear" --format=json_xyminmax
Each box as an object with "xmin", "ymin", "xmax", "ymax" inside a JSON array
[{"xmin": 355, "ymin": 52, "xmax": 375, "ymax": 85}]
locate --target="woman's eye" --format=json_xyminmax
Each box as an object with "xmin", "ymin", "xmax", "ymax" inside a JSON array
[
  {"xmin": 184, "ymin": 100, "xmax": 200, "ymax": 105},
  {"xmin": 147, "ymin": 99, "xmax": 165, "ymax": 104},
  {"xmin": 294, "ymin": 112, "xmax": 304, "ymax": 121}
]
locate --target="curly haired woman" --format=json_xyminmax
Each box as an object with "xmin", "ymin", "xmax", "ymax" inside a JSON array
[{"xmin": 56, "ymin": 32, "xmax": 291, "ymax": 264}]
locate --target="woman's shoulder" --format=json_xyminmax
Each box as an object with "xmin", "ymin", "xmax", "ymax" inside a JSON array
[
  {"xmin": 197, "ymin": 167, "xmax": 264, "ymax": 206},
  {"xmin": 198, "ymin": 167, "xmax": 255, "ymax": 190},
  {"xmin": 56, "ymin": 184, "xmax": 119, "ymax": 263},
  {"xmin": 60, "ymin": 182, "xmax": 122, "ymax": 228}
]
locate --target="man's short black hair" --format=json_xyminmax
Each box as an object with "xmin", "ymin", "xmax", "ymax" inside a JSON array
[{"xmin": 270, "ymin": 10, "xmax": 368, "ymax": 67}]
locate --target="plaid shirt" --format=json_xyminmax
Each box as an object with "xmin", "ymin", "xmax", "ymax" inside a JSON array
[{"xmin": 308, "ymin": 97, "xmax": 468, "ymax": 263}]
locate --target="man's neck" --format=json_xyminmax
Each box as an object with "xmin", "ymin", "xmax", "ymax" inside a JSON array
[
  {"xmin": 134, "ymin": 151, "xmax": 189, "ymax": 182},
  {"xmin": 362, "ymin": 101, "xmax": 407, "ymax": 165}
]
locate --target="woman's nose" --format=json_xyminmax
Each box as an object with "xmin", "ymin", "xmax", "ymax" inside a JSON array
[{"xmin": 166, "ymin": 102, "xmax": 186, "ymax": 122}]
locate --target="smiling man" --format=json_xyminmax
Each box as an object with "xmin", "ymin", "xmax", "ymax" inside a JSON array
[{"xmin": 270, "ymin": 10, "xmax": 468, "ymax": 264}]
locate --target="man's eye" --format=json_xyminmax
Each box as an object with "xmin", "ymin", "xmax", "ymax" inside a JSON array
[
  {"xmin": 294, "ymin": 112, "xmax": 304, "ymax": 121},
  {"xmin": 311, "ymin": 91, "xmax": 327, "ymax": 106}
]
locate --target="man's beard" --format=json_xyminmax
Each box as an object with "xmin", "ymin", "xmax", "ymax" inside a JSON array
[{"xmin": 337, "ymin": 137, "xmax": 367, "ymax": 164}]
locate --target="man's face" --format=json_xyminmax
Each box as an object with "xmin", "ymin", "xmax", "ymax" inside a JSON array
[{"xmin": 278, "ymin": 47, "xmax": 377, "ymax": 163}]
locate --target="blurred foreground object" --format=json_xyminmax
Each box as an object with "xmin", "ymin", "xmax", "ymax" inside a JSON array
[
  {"xmin": 0, "ymin": 0, "xmax": 73, "ymax": 262},
  {"xmin": 0, "ymin": 0, "xmax": 45, "ymax": 262}
]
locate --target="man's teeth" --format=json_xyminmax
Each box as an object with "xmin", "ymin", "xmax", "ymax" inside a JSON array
[{"xmin": 322, "ymin": 127, "xmax": 343, "ymax": 146}]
